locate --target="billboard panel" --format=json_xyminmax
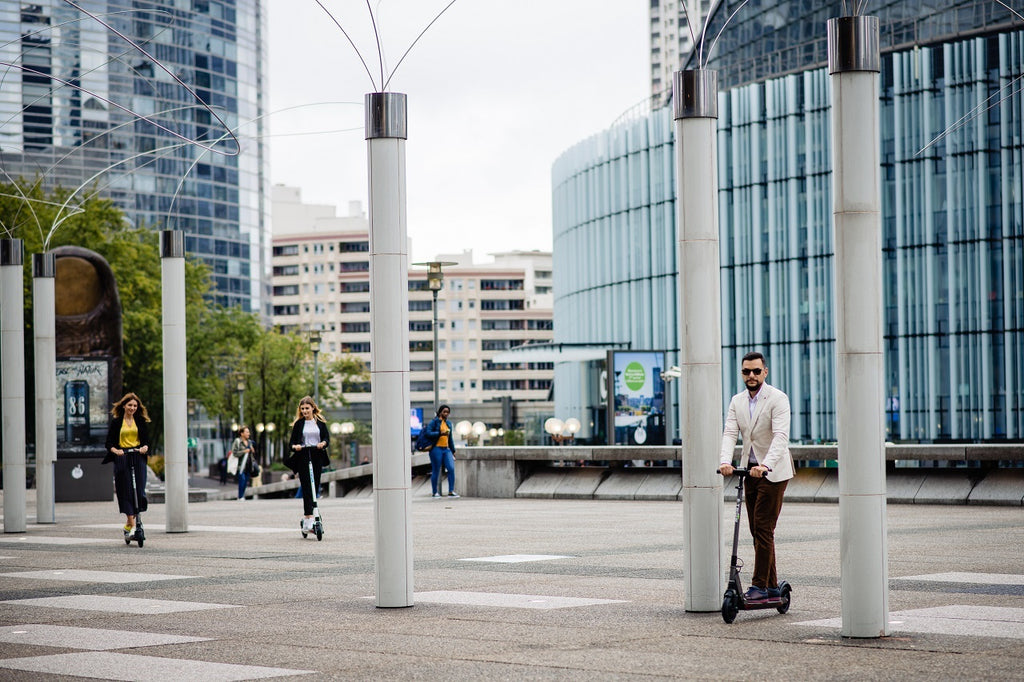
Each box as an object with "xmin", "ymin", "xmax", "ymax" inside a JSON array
[{"xmin": 607, "ymin": 351, "xmax": 666, "ymax": 446}]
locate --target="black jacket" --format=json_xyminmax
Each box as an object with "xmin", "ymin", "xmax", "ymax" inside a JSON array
[
  {"xmin": 287, "ymin": 418, "xmax": 331, "ymax": 470},
  {"xmin": 103, "ymin": 416, "xmax": 152, "ymax": 464}
]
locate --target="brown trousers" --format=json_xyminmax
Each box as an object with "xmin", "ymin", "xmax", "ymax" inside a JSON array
[{"xmin": 744, "ymin": 476, "xmax": 788, "ymax": 589}]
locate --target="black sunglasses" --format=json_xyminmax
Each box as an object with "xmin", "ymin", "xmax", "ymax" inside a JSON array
[{"xmin": 741, "ymin": 368, "xmax": 763, "ymax": 376}]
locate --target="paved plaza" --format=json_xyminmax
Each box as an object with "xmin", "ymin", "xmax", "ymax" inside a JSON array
[{"xmin": 0, "ymin": 489, "xmax": 1022, "ymax": 680}]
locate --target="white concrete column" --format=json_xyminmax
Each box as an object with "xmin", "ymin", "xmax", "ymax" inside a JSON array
[
  {"xmin": 33, "ymin": 253, "xmax": 57, "ymax": 524},
  {"xmin": 366, "ymin": 92, "xmax": 413, "ymax": 608},
  {"xmin": 828, "ymin": 15, "xmax": 890, "ymax": 638},
  {"xmin": 161, "ymin": 230, "xmax": 188, "ymax": 532},
  {"xmin": 2, "ymin": 239, "xmax": 26, "ymax": 533},
  {"xmin": 673, "ymin": 69, "xmax": 723, "ymax": 612}
]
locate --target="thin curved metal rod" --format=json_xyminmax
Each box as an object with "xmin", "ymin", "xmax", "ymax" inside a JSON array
[
  {"xmin": 1, "ymin": 62, "xmax": 237, "ymax": 156},
  {"xmin": 994, "ymin": 0, "xmax": 1024, "ymax": 23},
  {"xmin": 18, "ymin": 104, "xmax": 203, "ymax": 207},
  {"xmin": 0, "ymin": 183, "xmax": 48, "ymax": 240},
  {"xmin": 366, "ymin": 0, "xmax": 386, "ymax": 91},
  {"xmin": 46, "ymin": 142, "xmax": 188, "ymax": 247},
  {"xmin": 383, "ymin": 0, "xmax": 459, "ymax": 91},
  {"xmin": 916, "ymin": 74, "xmax": 1024, "ymax": 157},
  {"xmin": 696, "ymin": 0, "xmax": 712, "ymax": 68},
  {"xmin": 314, "ymin": 0, "xmax": 379, "ymax": 91},
  {"xmin": 0, "ymin": 9, "xmax": 170, "ymax": 139},
  {"xmin": 2, "ymin": 28, "xmax": 173, "ymax": 145},
  {"xmin": 705, "ymin": 0, "xmax": 749, "ymax": 69},
  {"xmin": 61, "ymin": 0, "xmax": 240, "ymax": 155},
  {"xmin": 677, "ymin": 1, "xmax": 697, "ymax": 52}
]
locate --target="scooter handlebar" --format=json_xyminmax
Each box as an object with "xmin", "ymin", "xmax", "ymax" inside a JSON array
[{"xmin": 716, "ymin": 467, "xmax": 750, "ymax": 476}]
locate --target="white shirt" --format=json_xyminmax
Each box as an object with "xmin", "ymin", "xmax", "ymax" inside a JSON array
[
  {"xmin": 747, "ymin": 386, "xmax": 764, "ymax": 465},
  {"xmin": 302, "ymin": 420, "xmax": 320, "ymax": 447}
]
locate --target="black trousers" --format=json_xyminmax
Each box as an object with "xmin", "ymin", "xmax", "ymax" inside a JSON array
[
  {"xmin": 113, "ymin": 451, "xmax": 147, "ymax": 516},
  {"xmin": 295, "ymin": 449, "xmax": 324, "ymax": 516}
]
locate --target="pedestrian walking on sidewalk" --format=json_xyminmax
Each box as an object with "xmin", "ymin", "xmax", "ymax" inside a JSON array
[
  {"xmin": 425, "ymin": 405, "xmax": 459, "ymax": 498},
  {"xmin": 231, "ymin": 425, "xmax": 256, "ymax": 500}
]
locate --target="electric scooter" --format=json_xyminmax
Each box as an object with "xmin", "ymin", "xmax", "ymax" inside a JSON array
[
  {"xmin": 124, "ymin": 448, "xmax": 146, "ymax": 548},
  {"xmin": 719, "ymin": 467, "xmax": 790, "ymax": 623},
  {"xmin": 300, "ymin": 452, "xmax": 324, "ymax": 541}
]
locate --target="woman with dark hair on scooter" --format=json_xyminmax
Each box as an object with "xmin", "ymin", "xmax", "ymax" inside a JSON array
[
  {"xmin": 103, "ymin": 392, "xmax": 152, "ymax": 541},
  {"xmin": 286, "ymin": 396, "xmax": 330, "ymax": 534}
]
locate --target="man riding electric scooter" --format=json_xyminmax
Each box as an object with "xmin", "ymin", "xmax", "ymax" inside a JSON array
[{"xmin": 719, "ymin": 351, "xmax": 795, "ymax": 617}]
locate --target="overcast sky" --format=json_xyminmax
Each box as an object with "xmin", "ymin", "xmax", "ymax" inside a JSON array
[{"xmin": 266, "ymin": 1, "xmax": 649, "ymax": 263}]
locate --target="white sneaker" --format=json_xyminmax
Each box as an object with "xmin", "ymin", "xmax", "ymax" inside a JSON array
[{"xmin": 301, "ymin": 517, "xmax": 313, "ymax": 531}]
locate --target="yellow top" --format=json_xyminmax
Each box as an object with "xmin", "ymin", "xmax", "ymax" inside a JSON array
[
  {"xmin": 436, "ymin": 420, "xmax": 449, "ymax": 448},
  {"xmin": 119, "ymin": 420, "xmax": 141, "ymax": 448}
]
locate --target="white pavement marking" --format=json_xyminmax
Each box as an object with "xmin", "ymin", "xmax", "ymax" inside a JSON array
[
  {"xmin": 415, "ymin": 590, "xmax": 628, "ymax": 610},
  {"xmin": 460, "ymin": 554, "xmax": 573, "ymax": 563},
  {"xmin": 0, "ymin": 652, "xmax": 314, "ymax": 680},
  {"xmin": 0, "ymin": 624, "xmax": 208, "ymax": 650},
  {"xmin": 797, "ymin": 605, "xmax": 1024, "ymax": 639},
  {"xmin": 896, "ymin": 572, "xmax": 1024, "ymax": 586},
  {"xmin": 2, "ymin": 569, "xmax": 195, "ymax": 583},
  {"xmin": 0, "ymin": 595, "xmax": 241, "ymax": 614},
  {"xmin": 0, "ymin": 536, "xmax": 109, "ymax": 545},
  {"xmin": 80, "ymin": 524, "xmax": 295, "ymax": 533}
]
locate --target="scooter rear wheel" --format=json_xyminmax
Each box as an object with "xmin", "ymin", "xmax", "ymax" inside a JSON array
[
  {"xmin": 776, "ymin": 584, "xmax": 791, "ymax": 614},
  {"xmin": 721, "ymin": 590, "xmax": 739, "ymax": 624}
]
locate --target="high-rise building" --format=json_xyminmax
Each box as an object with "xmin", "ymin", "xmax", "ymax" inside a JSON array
[
  {"xmin": 271, "ymin": 185, "xmax": 554, "ymax": 426},
  {"xmin": 551, "ymin": 2, "xmax": 1024, "ymax": 443},
  {"xmin": 0, "ymin": 1, "xmax": 270, "ymax": 313},
  {"xmin": 649, "ymin": 0, "xmax": 712, "ymax": 104}
]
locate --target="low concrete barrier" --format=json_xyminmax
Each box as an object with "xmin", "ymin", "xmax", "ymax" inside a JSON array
[
  {"xmin": 149, "ymin": 445, "xmax": 1024, "ymax": 506},
  {"xmin": 459, "ymin": 444, "xmax": 1024, "ymax": 505}
]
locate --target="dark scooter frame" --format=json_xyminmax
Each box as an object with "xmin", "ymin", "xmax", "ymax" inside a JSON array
[
  {"xmin": 719, "ymin": 467, "xmax": 791, "ymax": 623},
  {"xmin": 124, "ymin": 448, "xmax": 146, "ymax": 548},
  {"xmin": 300, "ymin": 449, "xmax": 324, "ymax": 541}
]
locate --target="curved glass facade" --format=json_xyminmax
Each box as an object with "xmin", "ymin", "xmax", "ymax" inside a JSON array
[
  {"xmin": 554, "ymin": 16, "xmax": 1024, "ymax": 442},
  {"xmin": 0, "ymin": 0, "xmax": 269, "ymax": 313}
]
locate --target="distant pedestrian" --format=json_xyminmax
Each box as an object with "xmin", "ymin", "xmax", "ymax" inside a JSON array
[
  {"xmin": 231, "ymin": 425, "xmax": 256, "ymax": 500},
  {"xmin": 103, "ymin": 392, "xmax": 152, "ymax": 540},
  {"xmin": 425, "ymin": 404, "xmax": 459, "ymax": 498},
  {"xmin": 286, "ymin": 396, "xmax": 330, "ymax": 533}
]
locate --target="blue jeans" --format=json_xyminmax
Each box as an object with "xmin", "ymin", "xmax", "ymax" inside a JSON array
[
  {"xmin": 429, "ymin": 446, "xmax": 455, "ymax": 495},
  {"xmin": 237, "ymin": 471, "xmax": 249, "ymax": 499}
]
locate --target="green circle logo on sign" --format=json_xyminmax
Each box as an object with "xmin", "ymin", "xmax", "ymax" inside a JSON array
[{"xmin": 623, "ymin": 361, "xmax": 646, "ymax": 391}]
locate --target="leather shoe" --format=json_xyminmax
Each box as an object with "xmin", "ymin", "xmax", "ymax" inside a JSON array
[{"xmin": 744, "ymin": 586, "xmax": 768, "ymax": 601}]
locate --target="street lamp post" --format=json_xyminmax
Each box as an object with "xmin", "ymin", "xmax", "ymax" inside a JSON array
[
  {"xmin": 235, "ymin": 372, "xmax": 246, "ymax": 427},
  {"xmin": 265, "ymin": 422, "xmax": 275, "ymax": 466},
  {"xmin": 413, "ymin": 261, "xmax": 457, "ymax": 410},
  {"xmin": 309, "ymin": 328, "xmax": 322, "ymax": 405}
]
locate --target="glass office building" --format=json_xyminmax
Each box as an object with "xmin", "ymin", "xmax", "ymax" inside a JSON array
[
  {"xmin": 0, "ymin": 1, "xmax": 270, "ymax": 313},
  {"xmin": 552, "ymin": 2, "xmax": 1023, "ymax": 443}
]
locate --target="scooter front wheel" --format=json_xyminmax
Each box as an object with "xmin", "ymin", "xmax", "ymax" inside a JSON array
[
  {"xmin": 314, "ymin": 521, "xmax": 323, "ymax": 542},
  {"xmin": 721, "ymin": 590, "xmax": 739, "ymax": 624}
]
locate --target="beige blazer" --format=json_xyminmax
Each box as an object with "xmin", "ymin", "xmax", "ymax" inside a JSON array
[{"xmin": 719, "ymin": 383, "xmax": 794, "ymax": 483}]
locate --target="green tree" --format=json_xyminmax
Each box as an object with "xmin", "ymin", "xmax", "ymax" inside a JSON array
[{"xmin": 3, "ymin": 183, "xmax": 240, "ymax": 448}]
